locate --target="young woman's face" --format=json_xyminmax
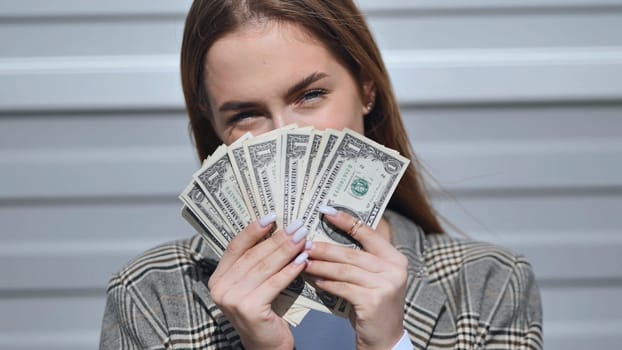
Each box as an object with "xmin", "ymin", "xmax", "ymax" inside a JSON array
[{"xmin": 204, "ymin": 21, "xmax": 371, "ymax": 144}]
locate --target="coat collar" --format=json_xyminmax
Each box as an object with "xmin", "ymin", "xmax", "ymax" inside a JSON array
[
  {"xmin": 385, "ymin": 210, "xmax": 448, "ymax": 349},
  {"xmin": 188, "ymin": 235, "xmax": 244, "ymax": 348}
]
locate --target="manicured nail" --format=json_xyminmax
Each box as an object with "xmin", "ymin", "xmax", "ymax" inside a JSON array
[
  {"xmin": 285, "ymin": 218, "xmax": 304, "ymax": 235},
  {"xmin": 304, "ymin": 240, "xmax": 314, "ymax": 250},
  {"xmin": 292, "ymin": 227, "xmax": 309, "ymax": 243},
  {"xmin": 293, "ymin": 252, "xmax": 309, "ymax": 265},
  {"xmin": 259, "ymin": 212, "xmax": 277, "ymax": 227},
  {"xmin": 318, "ymin": 204, "xmax": 338, "ymax": 217}
]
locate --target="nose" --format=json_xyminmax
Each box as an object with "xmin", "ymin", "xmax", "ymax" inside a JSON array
[{"xmin": 271, "ymin": 109, "xmax": 297, "ymax": 129}]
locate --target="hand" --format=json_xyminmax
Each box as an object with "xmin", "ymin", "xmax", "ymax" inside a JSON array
[
  {"xmin": 208, "ymin": 214, "xmax": 310, "ymax": 350},
  {"xmin": 305, "ymin": 207, "xmax": 408, "ymax": 350}
]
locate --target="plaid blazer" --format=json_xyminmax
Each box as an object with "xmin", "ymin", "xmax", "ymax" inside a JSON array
[{"xmin": 100, "ymin": 211, "xmax": 543, "ymax": 349}]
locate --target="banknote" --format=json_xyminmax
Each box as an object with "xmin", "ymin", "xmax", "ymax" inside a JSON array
[
  {"xmin": 280, "ymin": 129, "xmax": 410, "ymax": 317},
  {"xmin": 228, "ymin": 134, "xmax": 262, "ymax": 221},
  {"xmin": 299, "ymin": 129, "xmax": 341, "ymax": 223},
  {"xmin": 310, "ymin": 129, "xmax": 341, "ymax": 184},
  {"xmin": 180, "ymin": 181, "xmax": 235, "ymax": 248},
  {"xmin": 180, "ymin": 205, "xmax": 226, "ymax": 255},
  {"xmin": 303, "ymin": 129, "xmax": 410, "ymax": 245},
  {"xmin": 244, "ymin": 135, "xmax": 282, "ymax": 228},
  {"xmin": 281, "ymin": 272, "xmax": 351, "ymax": 317},
  {"xmin": 298, "ymin": 131, "xmax": 324, "ymax": 214},
  {"xmin": 281, "ymin": 127, "xmax": 312, "ymax": 228},
  {"xmin": 194, "ymin": 145, "xmax": 252, "ymax": 233},
  {"xmin": 179, "ymin": 125, "xmax": 409, "ymax": 325}
]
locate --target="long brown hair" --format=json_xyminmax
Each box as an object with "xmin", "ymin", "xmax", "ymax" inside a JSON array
[{"xmin": 180, "ymin": 0, "xmax": 443, "ymax": 234}]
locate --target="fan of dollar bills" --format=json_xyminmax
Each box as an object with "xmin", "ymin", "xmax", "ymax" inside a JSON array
[{"xmin": 179, "ymin": 125, "xmax": 409, "ymax": 326}]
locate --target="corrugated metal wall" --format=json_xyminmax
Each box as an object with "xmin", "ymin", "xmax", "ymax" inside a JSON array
[{"xmin": 1, "ymin": 0, "xmax": 621, "ymax": 348}]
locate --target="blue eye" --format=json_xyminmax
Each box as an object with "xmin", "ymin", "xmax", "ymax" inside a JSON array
[{"xmin": 299, "ymin": 88, "xmax": 328, "ymax": 104}]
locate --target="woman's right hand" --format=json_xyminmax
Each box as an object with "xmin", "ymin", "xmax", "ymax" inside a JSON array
[{"xmin": 207, "ymin": 213, "xmax": 310, "ymax": 350}]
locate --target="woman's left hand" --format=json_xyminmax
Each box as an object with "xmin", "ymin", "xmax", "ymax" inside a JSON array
[{"xmin": 304, "ymin": 208, "xmax": 409, "ymax": 350}]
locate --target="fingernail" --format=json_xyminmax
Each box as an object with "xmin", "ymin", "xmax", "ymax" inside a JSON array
[
  {"xmin": 293, "ymin": 252, "xmax": 309, "ymax": 265},
  {"xmin": 285, "ymin": 218, "xmax": 304, "ymax": 235},
  {"xmin": 292, "ymin": 227, "xmax": 309, "ymax": 243},
  {"xmin": 318, "ymin": 204, "xmax": 338, "ymax": 217},
  {"xmin": 304, "ymin": 240, "xmax": 313, "ymax": 250},
  {"xmin": 259, "ymin": 212, "xmax": 277, "ymax": 227},
  {"xmin": 307, "ymin": 276, "xmax": 324, "ymax": 284}
]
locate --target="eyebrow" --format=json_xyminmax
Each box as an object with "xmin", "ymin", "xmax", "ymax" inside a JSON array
[
  {"xmin": 218, "ymin": 100, "xmax": 259, "ymax": 112},
  {"xmin": 286, "ymin": 71, "xmax": 328, "ymax": 97},
  {"xmin": 217, "ymin": 71, "xmax": 329, "ymax": 112}
]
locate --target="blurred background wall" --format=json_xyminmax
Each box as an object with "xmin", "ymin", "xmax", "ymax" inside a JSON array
[{"xmin": 1, "ymin": 0, "xmax": 621, "ymax": 348}]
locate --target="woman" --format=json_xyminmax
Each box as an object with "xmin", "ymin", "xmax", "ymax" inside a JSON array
[{"xmin": 100, "ymin": 1, "xmax": 542, "ymax": 349}]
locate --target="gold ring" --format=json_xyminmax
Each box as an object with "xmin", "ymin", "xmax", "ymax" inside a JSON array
[
  {"xmin": 347, "ymin": 219, "xmax": 358, "ymax": 234},
  {"xmin": 348, "ymin": 219, "xmax": 364, "ymax": 237}
]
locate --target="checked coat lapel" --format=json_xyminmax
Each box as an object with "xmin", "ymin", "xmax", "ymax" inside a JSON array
[{"xmin": 386, "ymin": 211, "xmax": 448, "ymax": 349}]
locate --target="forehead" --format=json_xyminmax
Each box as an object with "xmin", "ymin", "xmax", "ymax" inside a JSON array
[{"xmin": 203, "ymin": 21, "xmax": 348, "ymax": 101}]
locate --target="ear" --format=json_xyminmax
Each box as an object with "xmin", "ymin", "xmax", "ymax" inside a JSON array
[{"xmin": 361, "ymin": 80, "xmax": 376, "ymax": 115}]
